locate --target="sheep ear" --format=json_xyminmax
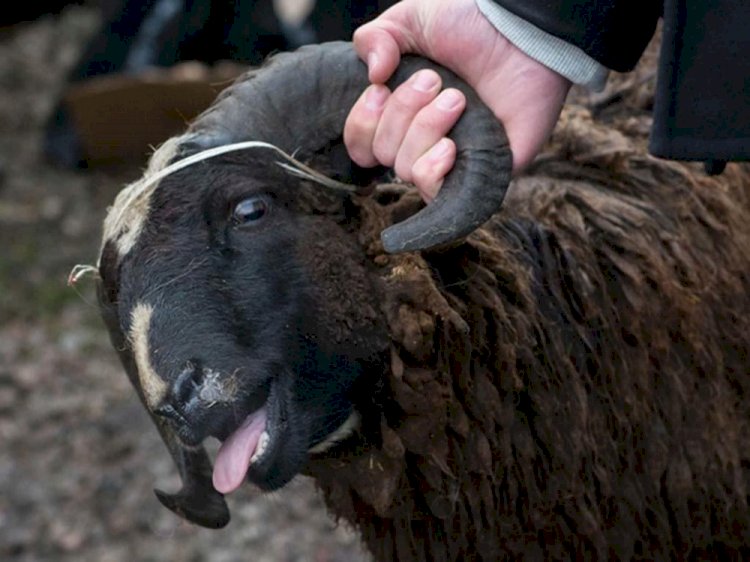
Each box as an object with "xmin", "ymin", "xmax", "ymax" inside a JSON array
[
  {"xmin": 152, "ymin": 423, "xmax": 230, "ymax": 528},
  {"xmin": 184, "ymin": 41, "xmax": 512, "ymax": 253}
]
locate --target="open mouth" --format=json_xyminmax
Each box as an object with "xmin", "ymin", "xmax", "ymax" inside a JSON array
[
  {"xmin": 210, "ymin": 378, "xmax": 288, "ymax": 494},
  {"xmin": 212, "ymin": 405, "xmax": 270, "ymax": 494},
  {"xmin": 210, "ymin": 388, "xmax": 360, "ymax": 495}
]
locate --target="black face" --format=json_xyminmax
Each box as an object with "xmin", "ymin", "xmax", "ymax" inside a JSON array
[{"xmin": 99, "ymin": 155, "xmax": 387, "ymax": 494}]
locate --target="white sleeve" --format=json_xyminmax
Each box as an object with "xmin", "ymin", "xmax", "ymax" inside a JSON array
[{"xmin": 476, "ymin": 0, "xmax": 609, "ymax": 91}]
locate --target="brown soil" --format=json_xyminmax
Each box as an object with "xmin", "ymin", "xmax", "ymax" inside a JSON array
[{"xmin": 0, "ymin": 6, "xmax": 369, "ymax": 562}]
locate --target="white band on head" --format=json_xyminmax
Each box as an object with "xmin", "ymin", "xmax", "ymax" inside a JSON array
[{"xmin": 101, "ymin": 138, "xmax": 353, "ymax": 262}]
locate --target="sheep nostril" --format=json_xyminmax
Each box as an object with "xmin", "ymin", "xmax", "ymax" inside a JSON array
[
  {"xmin": 153, "ymin": 400, "xmax": 205, "ymax": 447},
  {"xmin": 154, "ymin": 403, "xmax": 189, "ymax": 427},
  {"xmin": 153, "ymin": 363, "xmax": 205, "ymax": 425},
  {"xmin": 172, "ymin": 362, "xmax": 204, "ymax": 407}
]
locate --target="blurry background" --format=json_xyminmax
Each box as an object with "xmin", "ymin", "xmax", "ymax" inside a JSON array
[{"xmin": 0, "ymin": 1, "xmax": 381, "ymax": 560}]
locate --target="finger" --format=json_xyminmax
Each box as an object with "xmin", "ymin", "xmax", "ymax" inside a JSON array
[
  {"xmin": 343, "ymin": 84, "xmax": 390, "ymax": 167},
  {"xmin": 372, "ymin": 69, "xmax": 442, "ymax": 167},
  {"xmin": 393, "ymin": 88, "xmax": 466, "ymax": 182},
  {"xmin": 353, "ymin": 25, "xmax": 402, "ymax": 84},
  {"xmin": 352, "ymin": 2, "xmax": 416, "ymax": 84},
  {"xmin": 411, "ymin": 138, "xmax": 457, "ymax": 202}
]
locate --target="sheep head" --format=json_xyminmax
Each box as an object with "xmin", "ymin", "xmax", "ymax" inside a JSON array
[{"xmin": 96, "ymin": 41, "xmax": 511, "ymax": 528}]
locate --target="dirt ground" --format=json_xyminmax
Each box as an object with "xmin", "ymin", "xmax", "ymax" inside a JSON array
[{"xmin": 0, "ymin": 6, "xmax": 371, "ymax": 562}]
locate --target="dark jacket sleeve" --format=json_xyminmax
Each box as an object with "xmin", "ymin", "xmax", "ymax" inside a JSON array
[
  {"xmin": 491, "ymin": 1, "xmax": 662, "ymax": 72},
  {"xmin": 650, "ymin": 0, "xmax": 750, "ymax": 162}
]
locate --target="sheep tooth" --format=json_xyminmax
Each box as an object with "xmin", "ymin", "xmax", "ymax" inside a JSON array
[{"xmin": 250, "ymin": 431, "xmax": 270, "ymax": 464}]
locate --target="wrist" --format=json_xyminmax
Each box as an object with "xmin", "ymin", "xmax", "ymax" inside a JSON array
[{"xmin": 475, "ymin": 0, "xmax": 609, "ymax": 91}]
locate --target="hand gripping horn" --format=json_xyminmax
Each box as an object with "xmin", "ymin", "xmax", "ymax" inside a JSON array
[{"xmin": 182, "ymin": 41, "xmax": 512, "ymax": 253}]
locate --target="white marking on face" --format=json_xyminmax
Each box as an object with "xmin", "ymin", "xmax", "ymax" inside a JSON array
[
  {"xmin": 98, "ymin": 136, "xmax": 348, "ymax": 264},
  {"xmin": 307, "ymin": 410, "xmax": 361, "ymax": 454},
  {"xmin": 101, "ymin": 136, "xmax": 183, "ymax": 260},
  {"xmin": 129, "ymin": 302, "xmax": 168, "ymax": 410}
]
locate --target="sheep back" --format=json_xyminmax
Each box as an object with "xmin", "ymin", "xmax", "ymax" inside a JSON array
[{"xmin": 305, "ymin": 104, "xmax": 750, "ymax": 561}]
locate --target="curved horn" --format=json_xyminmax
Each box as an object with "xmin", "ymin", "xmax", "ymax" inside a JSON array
[
  {"xmin": 97, "ymin": 279, "xmax": 229, "ymax": 528},
  {"xmin": 153, "ymin": 421, "xmax": 230, "ymax": 528},
  {"xmin": 184, "ymin": 41, "xmax": 511, "ymax": 253}
]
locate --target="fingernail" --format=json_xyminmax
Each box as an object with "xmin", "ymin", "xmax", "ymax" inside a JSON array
[
  {"xmin": 365, "ymin": 85, "xmax": 388, "ymax": 110},
  {"xmin": 436, "ymin": 89, "xmax": 464, "ymax": 111},
  {"xmin": 411, "ymin": 70, "xmax": 439, "ymax": 92},
  {"xmin": 367, "ymin": 52, "xmax": 378, "ymax": 70}
]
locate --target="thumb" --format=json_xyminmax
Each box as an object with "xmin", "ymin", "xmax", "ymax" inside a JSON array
[{"xmin": 352, "ymin": 4, "xmax": 419, "ymax": 83}]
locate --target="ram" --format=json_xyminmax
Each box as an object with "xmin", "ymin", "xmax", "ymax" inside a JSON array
[{"xmin": 93, "ymin": 42, "xmax": 750, "ymax": 560}]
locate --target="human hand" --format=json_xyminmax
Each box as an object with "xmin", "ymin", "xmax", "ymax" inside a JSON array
[{"xmin": 343, "ymin": 0, "xmax": 572, "ymax": 201}]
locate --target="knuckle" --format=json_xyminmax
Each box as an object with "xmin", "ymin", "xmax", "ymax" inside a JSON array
[
  {"xmin": 392, "ymin": 82, "xmax": 438, "ymax": 110},
  {"xmin": 388, "ymin": 91, "xmax": 420, "ymax": 114},
  {"xmin": 409, "ymin": 69, "xmax": 441, "ymax": 94},
  {"xmin": 344, "ymin": 114, "xmax": 372, "ymax": 139},
  {"xmin": 344, "ymin": 119, "xmax": 378, "ymax": 168},
  {"xmin": 434, "ymin": 88, "xmax": 465, "ymax": 112},
  {"xmin": 393, "ymin": 153, "xmax": 413, "ymax": 183},
  {"xmin": 352, "ymin": 24, "xmax": 374, "ymax": 47},
  {"xmin": 343, "ymin": 126, "xmax": 366, "ymax": 153},
  {"xmin": 411, "ymin": 108, "xmax": 445, "ymax": 135},
  {"xmin": 411, "ymin": 163, "xmax": 436, "ymax": 189},
  {"xmin": 345, "ymin": 102, "xmax": 381, "ymax": 138},
  {"xmin": 347, "ymin": 144, "xmax": 378, "ymax": 168},
  {"xmin": 372, "ymin": 137, "xmax": 396, "ymax": 167},
  {"xmin": 413, "ymin": 103, "xmax": 459, "ymax": 134}
]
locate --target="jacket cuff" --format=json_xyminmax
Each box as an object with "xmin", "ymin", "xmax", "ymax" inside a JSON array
[{"xmin": 476, "ymin": 0, "xmax": 609, "ymax": 91}]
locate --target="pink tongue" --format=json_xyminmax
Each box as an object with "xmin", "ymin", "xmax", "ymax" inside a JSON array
[{"xmin": 212, "ymin": 407, "xmax": 268, "ymax": 494}]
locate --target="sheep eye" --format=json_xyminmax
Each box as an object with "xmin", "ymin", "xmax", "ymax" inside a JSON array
[{"xmin": 232, "ymin": 197, "xmax": 268, "ymax": 226}]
